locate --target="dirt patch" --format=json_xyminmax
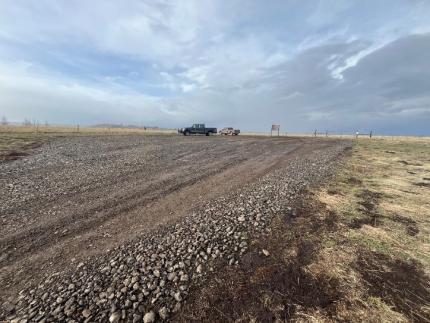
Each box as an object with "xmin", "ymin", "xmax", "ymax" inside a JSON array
[
  {"xmin": 1, "ymin": 150, "xmax": 29, "ymax": 161},
  {"xmin": 398, "ymin": 160, "xmax": 423, "ymax": 166},
  {"xmin": 385, "ymin": 150, "xmax": 396, "ymax": 154},
  {"xmin": 414, "ymin": 182, "xmax": 430, "ymax": 188},
  {"xmin": 0, "ymin": 140, "xmax": 44, "ymax": 162},
  {"xmin": 186, "ymin": 254, "xmax": 341, "ymax": 322},
  {"xmin": 350, "ymin": 190, "xmax": 383, "ymax": 228},
  {"xmin": 327, "ymin": 188, "xmax": 342, "ymax": 195},
  {"xmin": 357, "ymin": 190, "xmax": 383, "ymax": 202},
  {"xmin": 406, "ymin": 225, "xmax": 420, "ymax": 236},
  {"xmin": 391, "ymin": 214, "xmax": 420, "ymax": 236},
  {"xmin": 356, "ymin": 251, "xmax": 430, "ymax": 322},
  {"xmin": 345, "ymin": 177, "xmax": 363, "ymax": 185}
]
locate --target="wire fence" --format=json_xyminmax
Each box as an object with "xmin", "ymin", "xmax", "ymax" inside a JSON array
[
  {"xmin": 311, "ymin": 130, "xmax": 373, "ymax": 138},
  {"xmin": 244, "ymin": 130, "xmax": 375, "ymax": 139}
]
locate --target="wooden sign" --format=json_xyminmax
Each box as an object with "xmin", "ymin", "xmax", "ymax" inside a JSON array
[{"xmin": 271, "ymin": 124, "xmax": 280, "ymax": 136}]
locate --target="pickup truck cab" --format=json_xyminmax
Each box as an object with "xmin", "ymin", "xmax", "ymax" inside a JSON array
[{"xmin": 178, "ymin": 124, "xmax": 217, "ymax": 136}]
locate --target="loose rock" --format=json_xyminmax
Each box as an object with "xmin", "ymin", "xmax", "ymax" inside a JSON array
[{"xmin": 143, "ymin": 311, "xmax": 155, "ymax": 323}]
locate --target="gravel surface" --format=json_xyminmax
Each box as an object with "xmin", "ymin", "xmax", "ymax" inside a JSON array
[
  {"xmin": 0, "ymin": 135, "xmax": 351, "ymax": 321},
  {"xmin": 1, "ymin": 134, "xmax": 300, "ymax": 294}
]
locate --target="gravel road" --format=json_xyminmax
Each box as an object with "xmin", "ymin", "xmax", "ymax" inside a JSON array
[{"xmin": 0, "ymin": 135, "xmax": 351, "ymax": 322}]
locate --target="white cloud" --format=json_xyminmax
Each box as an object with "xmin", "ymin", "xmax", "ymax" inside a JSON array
[{"xmin": 180, "ymin": 83, "xmax": 196, "ymax": 93}]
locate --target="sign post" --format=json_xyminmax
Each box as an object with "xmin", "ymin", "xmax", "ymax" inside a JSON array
[{"xmin": 271, "ymin": 124, "xmax": 280, "ymax": 137}]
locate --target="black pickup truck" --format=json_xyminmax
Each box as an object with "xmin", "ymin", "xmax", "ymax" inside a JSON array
[{"xmin": 178, "ymin": 124, "xmax": 217, "ymax": 136}]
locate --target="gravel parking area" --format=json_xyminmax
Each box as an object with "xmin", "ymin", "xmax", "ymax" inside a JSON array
[{"xmin": 0, "ymin": 135, "xmax": 351, "ymax": 321}]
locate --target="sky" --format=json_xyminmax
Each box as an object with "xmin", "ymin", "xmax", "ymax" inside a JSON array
[{"xmin": 0, "ymin": 0, "xmax": 429, "ymax": 135}]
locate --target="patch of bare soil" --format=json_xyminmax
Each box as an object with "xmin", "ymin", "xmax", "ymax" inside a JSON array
[
  {"xmin": 391, "ymin": 214, "xmax": 420, "ymax": 236},
  {"xmin": 414, "ymin": 182, "xmax": 430, "ymax": 188},
  {"xmin": 398, "ymin": 160, "xmax": 423, "ymax": 167},
  {"xmin": 327, "ymin": 188, "xmax": 342, "ymax": 195},
  {"xmin": 345, "ymin": 176, "xmax": 363, "ymax": 185},
  {"xmin": 349, "ymin": 190, "xmax": 383, "ymax": 228},
  {"xmin": 1, "ymin": 150, "xmax": 29, "ymax": 161},
  {"xmin": 356, "ymin": 252, "xmax": 430, "ymax": 322},
  {"xmin": 0, "ymin": 141, "xmax": 43, "ymax": 162}
]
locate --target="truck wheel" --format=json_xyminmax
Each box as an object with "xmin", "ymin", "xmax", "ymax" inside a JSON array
[
  {"xmin": 206, "ymin": 132, "xmax": 210, "ymax": 136},
  {"xmin": 184, "ymin": 131, "xmax": 189, "ymax": 136}
]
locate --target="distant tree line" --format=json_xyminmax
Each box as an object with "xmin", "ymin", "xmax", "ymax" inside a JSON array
[{"xmin": 0, "ymin": 116, "xmax": 51, "ymax": 127}]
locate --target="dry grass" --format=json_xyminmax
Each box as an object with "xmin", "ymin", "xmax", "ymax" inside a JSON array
[
  {"xmin": 0, "ymin": 124, "xmax": 176, "ymax": 135},
  {"xmin": 0, "ymin": 125, "xmax": 177, "ymax": 161},
  {"xmin": 321, "ymin": 137, "xmax": 430, "ymax": 264},
  {"xmin": 311, "ymin": 137, "xmax": 430, "ymax": 322}
]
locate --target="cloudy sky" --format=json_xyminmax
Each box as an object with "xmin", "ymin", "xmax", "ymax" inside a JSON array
[{"xmin": 0, "ymin": 0, "xmax": 429, "ymax": 134}]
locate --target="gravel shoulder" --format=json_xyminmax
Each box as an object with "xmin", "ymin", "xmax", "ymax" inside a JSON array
[{"xmin": 0, "ymin": 135, "xmax": 351, "ymax": 321}]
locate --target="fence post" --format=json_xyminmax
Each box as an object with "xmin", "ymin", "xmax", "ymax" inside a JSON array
[
  {"xmin": 314, "ymin": 130, "xmax": 317, "ymax": 137},
  {"xmin": 370, "ymin": 130, "xmax": 373, "ymax": 138},
  {"xmin": 325, "ymin": 130, "xmax": 328, "ymax": 137}
]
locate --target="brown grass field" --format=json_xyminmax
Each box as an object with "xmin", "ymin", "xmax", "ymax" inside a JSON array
[{"xmin": 314, "ymin": 137, "xmax": 430, "ymax": 321}]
